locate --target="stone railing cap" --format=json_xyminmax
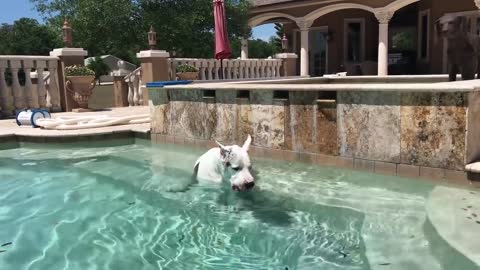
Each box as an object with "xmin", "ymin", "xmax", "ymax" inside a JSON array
[
  {"xmin": 49, "ymin": 48, "xmax": 88, "ymax": 57},
  {"xmin": 136, "ymin": 50, "xmax": 170, "ymax": 58},
  {"xmin": 274, "ymin": 53, "xmax": 298, "ymax": 59}
]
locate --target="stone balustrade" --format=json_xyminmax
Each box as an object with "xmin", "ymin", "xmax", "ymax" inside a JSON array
[
  {"xmin": 0, "ymin": 56, "xmax": 61, "ymax": 117},
  {"xmin": 124, "ymin": 67, "xmax": 142, "ymax": 106},
  {"xmin": 168, "ymin": 58, "xmax": 283, "ymax": 81}
]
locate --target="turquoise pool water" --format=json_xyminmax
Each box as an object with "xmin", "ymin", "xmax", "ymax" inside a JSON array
[{"xmin": 0, "ymin": 140, "xmax": 477, "ymax": 270}]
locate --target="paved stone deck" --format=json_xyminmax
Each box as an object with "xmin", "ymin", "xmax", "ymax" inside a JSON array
[{"xmin": 0, "ymin": 106, "xmax": 150, "ymax": 138}]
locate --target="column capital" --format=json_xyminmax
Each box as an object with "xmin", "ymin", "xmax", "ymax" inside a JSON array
[
  {"xmin": 475, "ymin": 0, "xmax": 480, "ymax": 9},
  {"xmin": 374, "ymin": 10, "xmax": 394, "ymax": 24},
  {"xmin": 296, "ymin": 19, "xmax": 313, "ymax": 31}
]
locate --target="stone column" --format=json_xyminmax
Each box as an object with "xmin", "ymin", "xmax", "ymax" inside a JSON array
[
  {"xmin": 298, "ymin": 20, "xmax": 312, "ymax": 77},
  {"xmin": 274, "ymin": 53, "xmax": 299, "ymax": 76},
  {"xmin": 111, "ymin": 61, "xmax": 130, "ymax": 107},
  {"xmin": 136, "ymin": 50, "xmax": 170, "ymax": 106},
  {"xmin": 375, "ymin": 11, "xmax": 394, "ymax": 76},
  {"xmin": 241, "ymin": 38, "xmax": 249, "ymax": 60},
  {"xmin": 50, "ymin": 48, "xmax": 88, "ymax": 111}
]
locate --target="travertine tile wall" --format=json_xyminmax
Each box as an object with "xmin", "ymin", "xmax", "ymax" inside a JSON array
[{"xmin": 149, "ymin": 88, "xmax": 480, "ymax": 186}]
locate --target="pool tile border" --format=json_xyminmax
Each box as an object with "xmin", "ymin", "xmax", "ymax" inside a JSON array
[{"xmin": 153, "ymin": 134, "xmax": 479, "ymax": 189}]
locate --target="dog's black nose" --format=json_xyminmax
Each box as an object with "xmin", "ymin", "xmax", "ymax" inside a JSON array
[{"xmin": 245, "ymin": 182, "xmax": 255, "ymax": 190}]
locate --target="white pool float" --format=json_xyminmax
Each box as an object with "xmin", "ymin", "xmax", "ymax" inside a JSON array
[{"xmin": 35, "ymin": 114, "xmax": 150, "ymax": 130}]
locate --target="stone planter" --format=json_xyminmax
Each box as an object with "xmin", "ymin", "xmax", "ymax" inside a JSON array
[
  {"xmin": 66, "ymin": 76, "xmax": 96, "ymax": 109},
  {"xmin": 176, "ymin": 72, "xmax": 199, "ymax": 81}
]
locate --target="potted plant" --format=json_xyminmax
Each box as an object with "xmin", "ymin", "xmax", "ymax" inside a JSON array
[
  {"xmin": 65, "ymin": 65, "xmax": 96, "ymax": 109},
  {"xmin": 176, "ymin": 64, "xmax": 199, "ymax": 81}
]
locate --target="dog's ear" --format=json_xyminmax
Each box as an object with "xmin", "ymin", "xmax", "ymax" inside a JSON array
[
  {"xmin": 242, "ymin": 135, "xmax": 252, "ymax": 152},
  {"xmin": 216, "ymin": 140, "xmax": 229, "ymax": 158}
]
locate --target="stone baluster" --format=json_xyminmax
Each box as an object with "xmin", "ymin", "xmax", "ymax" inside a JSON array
[
  {"xmin": 238, "ymin": 61, "xmax": 245, "ymax": 79},
  {"xmin": 133, "ymin": 74, "xmax": 140, "ymax": 106},
  {"xmin": 36, "ymin": 61, "xmax": 47, "ymax": 109},
  {"xmin": 225, "ymin": 60, "xmax": 232, "ymax": 80},
  {"xmin": 10, "ymin": 60, "xmax": 25, "ymax": 111},
  {"xmin": 249, "ymin": 60, "xmax": 256, "ymax": 78},
  {"xmin": 137, "ymin": 69, "xmax": 143, "ymax": 105},
  {"xmin": 207, "ymin": 60, "xmax": 214, "ymax": 80},
  {"xmin": 232, "ymin": 60, "xmax": 238, "ymax": 80},
  {"xmin": 245, "ymin": 61, "xmax": 251, "ymax": 79},
  {"xmin": 275, "ymin": 61, "xmax": 282, "ymax": 77},
  {"xmin": 264, "ymin": 60, "xmax": 270, "ymax": 78},
  {"xmin": 127, "ymin": 78, "xmax": 134, "ymax": 106},
  {"xmin": 47, "ymin": 60, "xmax": 61, "ymax": 111},
  {"xmin": 22, "ymin": 59, "xmax": 35, "ymax": 108},
  {"xmin": 254, "ymin": 60, "xmax": 260, "ymax": 78},
  {"xmin": 199, "ymin": 60, "xmax": 207, "ymax": 80},
  {"xmin": 0, "ymin": 60, "xmax": 13, "ymax": 116},
  {"xmin": 214, "ymin": 60, "xmax": 220, "ymax": 80}
]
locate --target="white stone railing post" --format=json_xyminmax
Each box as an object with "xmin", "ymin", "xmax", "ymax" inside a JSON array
[
  {"xmin": 124, "ymin": 66, "xmax": 142, "ymax": 107},
  {"xmin": 0, "ymin": 60, "xmax": 12, "ymax": 116},
  {"xmin": 23, "ymin": 59, "xmax": 34, "ymax": 108},
  {"xmin": 10, "ymin": 60, "xmax": 24, "ymax": 111},
  {"xmin": 36, "ymin": 61, "xmax": 47, "ymax": 109},
  {"xmin": 47, "ymin": 60, "xmax": 61, "ymax": 111}
]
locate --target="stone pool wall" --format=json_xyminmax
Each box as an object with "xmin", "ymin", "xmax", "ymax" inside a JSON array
[{"xmin": 149, "ymin": 88, "xmax": 480, "ymax": 184}]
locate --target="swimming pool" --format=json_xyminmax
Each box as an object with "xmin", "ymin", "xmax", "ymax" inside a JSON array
[{"xmin": 0, "ymin": 140, "xmax": 478, "ymax": 270}]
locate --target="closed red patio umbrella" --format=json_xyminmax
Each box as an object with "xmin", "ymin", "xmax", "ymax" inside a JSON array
[{"xmin": 213, "ymin": 0, "xmax": 231, "ymax": 78}]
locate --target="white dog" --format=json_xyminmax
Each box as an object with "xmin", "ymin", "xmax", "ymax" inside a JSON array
[{"xmin": 194, "ymin": 135, "xmax": 255, "ymax": 191}]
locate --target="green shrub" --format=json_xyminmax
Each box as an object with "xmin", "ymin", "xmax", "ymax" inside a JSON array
[
  {"xmin": 176, "ymin": 64, "xmax": 198, "ymax": 73},
  {"xmin": 87, "ymin": 57, "xmax": 110, "ymax": 81},
  {"xmin": 65, "ymin": 65, "xmax": 95, "ymax": 77}
]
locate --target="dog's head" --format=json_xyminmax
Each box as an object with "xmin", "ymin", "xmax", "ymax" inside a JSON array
[{"xmin": 216, "ymin": 135, "xmax": 254, "ymax": 192}]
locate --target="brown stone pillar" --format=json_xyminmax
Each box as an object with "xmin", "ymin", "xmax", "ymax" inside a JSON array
[
  {"xmin": 50, "ymin": 48, "xmax": 88, "ymax": 112},
  {"xmin": 275, "ymin": 53, "xmax": 299, "ymax": 77},
  {"xmin": 136, "ymin": 50, "xmax": 170, "ymax": 106}
]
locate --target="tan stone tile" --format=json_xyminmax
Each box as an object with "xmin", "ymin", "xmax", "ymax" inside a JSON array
[
  {"xmin": 156, "ymin": 134, "xmax": 166, "ymax": 144},
  {"xmin": 185, "ymin": 137, "xmax": 195, "ymax": 146},
  {"xmin": 419, "ymin": 166, "xmax": 445, "ymax": 181},
  {"xmin": 296, "ymin": 152, "xmax": 315, "ymax": 164},
  {"xmin": 445, "ymin": 170, "xmax": 469, "ymax": 185},
  {"xmin": 374, "ymin": 161, "xmax": 397, "ymax": 176},
  {"xmin": 269, "ymin": 148, "xmax": 284, "ymax": 160},
  {"xmin": 165, "ymin": 135, "xmax": 175, "ymax": 144},
  {"xmin": 354, "ymin": 159, "xmax": 374, "ymax": 172},
  {"xmin": 206, "ymin": 140, "xmax": 217, "ymax": 149},
  {"xmin": 315, "ymin": 154, "xmax": 337, "ymax": 167},
  {"xmin": 336, "ymin": 157, "xmax": 354, "ymax": 169},
  {"xmin": 283, "ymin": 151, "xmax": 296, "ymax": 162},
  {"xmin": 397, "ymin": 164, "xmax": 420, "ymax": 178}
]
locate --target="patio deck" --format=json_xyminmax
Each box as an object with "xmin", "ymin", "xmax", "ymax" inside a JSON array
[{"xmin": 0, "ymin": 106, "xmax": 150, "ymax": 139}]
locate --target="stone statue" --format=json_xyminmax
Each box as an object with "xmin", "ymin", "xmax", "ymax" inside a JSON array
[{"xmin": 436, "ymin": 15, "xmax": 480, "ymax": 81}]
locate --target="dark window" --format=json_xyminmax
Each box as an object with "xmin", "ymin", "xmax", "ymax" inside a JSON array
[
  {"xmin": 420, "ymin": 14, "xmax": 428, "ymax": 59},
  {"xmin": 347, "ymin": 22, "xmax": 362, "ymax": 62}
]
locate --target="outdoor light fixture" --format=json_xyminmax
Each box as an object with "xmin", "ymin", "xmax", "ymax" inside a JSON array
[
  {"xmin": 281, "ymin": 33, "xmax": 288, "ymax": 52},
  {"xmin": 148, "ymin": 25, "xmax": 157, "ymax": 50},
  {"xmin": 62, "ymin": 19, "xmax": 72, "ymax": 48},
  {"xmin": 326, "ymin": 31, "xmax": 333, "ymax": 42}
]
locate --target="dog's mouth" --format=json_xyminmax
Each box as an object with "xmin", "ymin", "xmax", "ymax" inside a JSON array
[{"xmin": 232, "ymin": 182, "xmax": 255, "ymax": 192}]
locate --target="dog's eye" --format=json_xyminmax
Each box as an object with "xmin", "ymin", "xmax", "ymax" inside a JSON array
[{"xmin": 232, "ymin": 167, "xmax": 240, "ymax": 171}]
